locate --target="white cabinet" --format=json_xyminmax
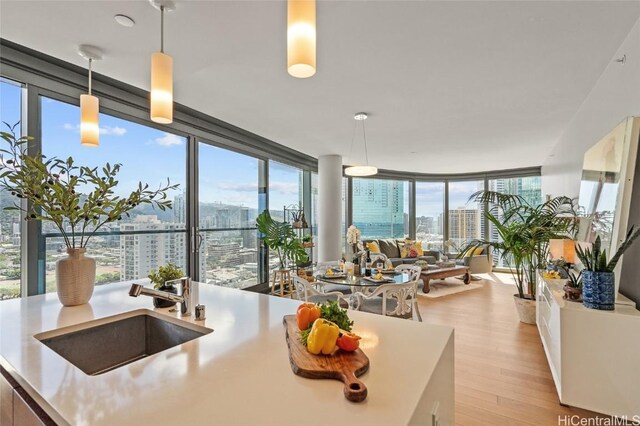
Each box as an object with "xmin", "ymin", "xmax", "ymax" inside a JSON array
[
  {"xmin": 13, "ymin": 390, "xmax": 45, "ymax": 426},
  {"xmin": 537, "ymin": 278, "xmax": 640, "ymax": 416}
]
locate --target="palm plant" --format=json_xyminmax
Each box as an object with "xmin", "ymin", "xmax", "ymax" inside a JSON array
[
  {"xmin": 256, "ymin": 210, "xmax": 308, "ymax": 270},
  {"xmin": 460, "ymin": 191, "xmax": 578, "ymax": 299}
]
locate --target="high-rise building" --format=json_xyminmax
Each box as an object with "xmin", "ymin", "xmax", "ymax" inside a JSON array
[
  {"xmin": 352, "ymin": 179, "xmax": 405, "ymax": 238},
  {"xmin": 120, "ymin": 215, "xmax": 187, "ymax": 281},
  {"xmin": 449, "ymin": 208, "xmax": 480, "ymax": 244}
]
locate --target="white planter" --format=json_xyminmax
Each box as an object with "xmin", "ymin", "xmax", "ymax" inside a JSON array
[
  {"xmin": 513, "ymin": 294, "xmax": 536, "ymax": 324},
  {"xmin": 55, "ymin": 248, "xmax": 96, "ymax": 306}
]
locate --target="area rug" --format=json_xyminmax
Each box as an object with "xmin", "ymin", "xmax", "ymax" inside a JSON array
[{"xmin": 418, "ymin": 279, "xmax": 484, "ymax": 298}]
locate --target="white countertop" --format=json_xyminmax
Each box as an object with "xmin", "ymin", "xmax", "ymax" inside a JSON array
[{"xmin": 0, "ymin": 282, "xmax": 454, "ymax": 426}]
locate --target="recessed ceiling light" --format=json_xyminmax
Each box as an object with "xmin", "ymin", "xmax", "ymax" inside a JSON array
[{"xmin": 114, "ymin": 14, "xmax": 135, "ymax": 27}]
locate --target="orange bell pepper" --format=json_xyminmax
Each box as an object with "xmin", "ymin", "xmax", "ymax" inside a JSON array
[{"xmin": 296, "ymin": 303, "xmax": 321, "ymax": 330}]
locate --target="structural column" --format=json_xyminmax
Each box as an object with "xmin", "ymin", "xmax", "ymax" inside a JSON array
[{"xmin": 318, "ymin": 155, "xmax": 342, "ymax": 262}]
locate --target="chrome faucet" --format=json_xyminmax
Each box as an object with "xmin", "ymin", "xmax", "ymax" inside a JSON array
[{"xmin": 129, "ymin": 277, "xmax": 192, "ymax": 316}]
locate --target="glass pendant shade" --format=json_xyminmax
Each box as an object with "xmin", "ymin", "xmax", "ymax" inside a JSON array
[
  {"xmin": 80, "ymin": 94, "xmax": 99, "ymax": 147},
  {"xmin": 287, "ymin": 0, "xmax": 316, "ymax": 78},
  {"xmin": 344, "ymin": 166, "xmax": 378, "ymax": 177},
  {"xmin": 150, "ymin": 51, "xmax": 173, "ymax": 124}
]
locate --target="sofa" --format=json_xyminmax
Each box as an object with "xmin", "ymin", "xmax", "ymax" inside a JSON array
[
  {"xmin": 454, "ymin": 245, "xmax": 493, "ymax": 274},
  {"xmin": 362, "ymin": 238, "xmax": 438, "ymax": 267}
]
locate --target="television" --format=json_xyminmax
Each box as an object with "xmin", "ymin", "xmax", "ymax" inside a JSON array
[{"xmin": 577, "ymin": 116, "xmax": 640, "ymax": 304}]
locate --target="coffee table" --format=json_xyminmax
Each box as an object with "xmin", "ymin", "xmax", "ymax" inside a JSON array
[{"xmin": 420, "ymin": 266, "xmax": 470, "ymax": 293}]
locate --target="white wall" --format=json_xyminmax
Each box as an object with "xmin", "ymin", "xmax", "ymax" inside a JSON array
[{"xmin": 542, "ymin": 17, "xmax": 640, "ymax": 198}]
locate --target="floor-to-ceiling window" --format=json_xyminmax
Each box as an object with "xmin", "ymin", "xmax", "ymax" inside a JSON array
[
  {"xmin": 488, "ymin": 176, "xmax": 542, "ymax": 267},
  {"xmin": 40, "ymin": 97, "xmax": 187, "ymax": 292},
  {"xmin": 415, "ymin": 181, "xmax": 445, "ymax": 251},
  {"xmin": 198, "ymin": 142, "xmax": 264, "ymax": 289},
  {"xmin": 268, "ymin": 161, "xmax": 303, "ymax": 221},
  {"xmin": 0, "ymin": 79, "xmax": 24, "ymax": 300},
  {"xmin": 268, "ymin": 161, "xmax": 304, "ymax": 269},
  {"xmin": 447, "ymin": 180, "xmax": 485, "ymax": 253},
  {"xmin": 352, "ymin": 178, "xmax": 409, "ymax": 240}
]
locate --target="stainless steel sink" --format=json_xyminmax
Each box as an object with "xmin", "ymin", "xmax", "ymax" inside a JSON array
[{"xmin": 35, "ymin": 309, "xmax": 213, "ymax": 375}]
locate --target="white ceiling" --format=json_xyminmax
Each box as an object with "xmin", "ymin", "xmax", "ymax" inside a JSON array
[{"xmin": 1, "ymin": 1, "xmax": 639, "ymax": 173}]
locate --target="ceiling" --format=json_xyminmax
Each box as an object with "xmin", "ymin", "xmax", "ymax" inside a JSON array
[{"xmin": 1, "ymin": 1, "xmax": 639, "ymax": 173}]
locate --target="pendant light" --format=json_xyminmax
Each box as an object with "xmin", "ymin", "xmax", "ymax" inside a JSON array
[
  {"xmin": 345, "ymin": 113, "xmax": 378, "ymax": 177},
  {"xmin": 149, "ymin": 0, "xmax": 175, "ymax": 124},
  {"xmin": 78, "ymin": 45, "xmax": 103, "ymax": 147},
  {"xmin": 287, "ymin": 0, "xmax": 316, "ymax": 78}
]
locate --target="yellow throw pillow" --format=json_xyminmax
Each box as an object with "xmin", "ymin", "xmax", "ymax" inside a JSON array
[
  {"xmin": 401, "ymin": 242, "xmax": 423, "ymax": 258},
  {"xmin": 366, "ymin": 241, "xmax": 381, "ymax": 253},
  {"xmin": 463, "ymin": 246, "xmax": 484, "ymax": 257}
]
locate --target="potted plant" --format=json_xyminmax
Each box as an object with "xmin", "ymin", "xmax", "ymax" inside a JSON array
[
  {"xmin": 346, "ymin": 225, "xmax": 361, "ymax": 259},
  {"xmin": 148, "ymin": 263, "xmax": 184, "ymax": 308},
  {"xmin": 575, "ymin": 226, "xmax": 640, "ymax": 310},
  {"xmin": 256, "ymin": 210, "xmax": 308, "ymax": 271},
  {"xmin": 0, "ymin": 125, "xmax": 178, "ymax": 306},
  {"xmin": 302, "ymin": 234, "xmax": 314, "ymax": 248},
  {"xmin": 546, "ymin": 258, "xmax": 583, "ymax": 301},
  {"xmin": 460, "ymin": 191, "xmax": 578, "ymax": 324}
]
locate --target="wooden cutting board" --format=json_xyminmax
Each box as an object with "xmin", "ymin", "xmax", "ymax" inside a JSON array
[{"xmin": 283, "ymin": 315, "xmax": 369, "ymax": 402}]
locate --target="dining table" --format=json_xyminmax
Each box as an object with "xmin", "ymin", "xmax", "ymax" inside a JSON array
[{"xmin": 314, "ymin": 271, "xmax": 411, "ymax": 308}]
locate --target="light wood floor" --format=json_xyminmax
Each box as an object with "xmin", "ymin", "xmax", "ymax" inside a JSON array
[{"xmin": 415, "ymin": 273, "xmax": 601, "ymax": 426}]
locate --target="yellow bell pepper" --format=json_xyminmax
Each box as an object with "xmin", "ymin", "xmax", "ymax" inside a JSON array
[{"xmin": 306, "ymin": 319, "xmax": 340, "ymax": 355}]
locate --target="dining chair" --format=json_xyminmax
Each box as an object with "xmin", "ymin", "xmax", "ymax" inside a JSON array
[
  {"xmin": 394, "ymin": 264, "xmax": 422, "ymax": 282},
  {"xmin": 355, "ymin": 280, "xmax": 422, "ymax": 321},
  {"xmin": 370, "ymin": 253, "xmax": 390, "ymax": 269},
  {"xmin": 292, "ymin": 276, "xmax": 348, "ymax": 306}
]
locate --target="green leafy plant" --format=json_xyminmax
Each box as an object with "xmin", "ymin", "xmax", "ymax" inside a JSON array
[
  {"xmin": 0, "ymin": 124, "xmax": 178, "ymax": 248},
  {"xmin": 575, "ymin": 226, "xmax": 640, "ymax": 272},
  {"xmin": 460, "ymin": 191, "xmax": 578, "ymax": 299},
  {"xmin": 256, "ymin": 210, "xmax": 308, "ymax": 269},
  {"xmin": 302, "ymin": 234, "xmax": 313, "ymax": 243},
  {"xmin": 148, "ymin": 263, "xmax": 184, "ymax": 289}
]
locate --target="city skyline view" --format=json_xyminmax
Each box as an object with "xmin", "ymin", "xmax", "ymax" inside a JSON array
[{"xmin": 0, "ymin": 79, "xmax": 543, "ymax": 298}]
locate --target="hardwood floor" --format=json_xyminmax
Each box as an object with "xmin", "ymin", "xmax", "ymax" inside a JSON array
[{"xmin": 415, "ymin": 273, "xmax": 601, "ymax": 426}]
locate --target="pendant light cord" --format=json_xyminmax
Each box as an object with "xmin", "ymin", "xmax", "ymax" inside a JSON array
[
  {"xmin": 88, "ymin": 58, "xmax": 92, "ymax": 95},
  {"xmin": 362, "ymin": 119, "xmax": 370, "ymax": 166},
  {"xmin": 160, "ymin": 6, "xmax": 165, "ymax": 53},
  {"xmin": 346, "ymin": 119, "xmax": 357, "ymax": 162}
]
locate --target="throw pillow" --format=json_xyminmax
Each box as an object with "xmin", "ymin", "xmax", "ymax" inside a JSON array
[
  {"xmin": 366, "ymin": 241, "xmax": 381, "ymax": 253},
  {"xmin": 472, "ymin": 247, "xmax": 484, "ymax": 256},
  {"xmin": 403, "ymin": 239, "xmax": 424, "ymax": 256},
  {"xmin": 401, "ymin": 242, "xmax": 422, "ymax": 258}
]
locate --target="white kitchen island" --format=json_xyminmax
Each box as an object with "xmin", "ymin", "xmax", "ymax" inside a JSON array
[{"xmin": 0, "ymin": 282, "xmax": 454, "ymax": 425}]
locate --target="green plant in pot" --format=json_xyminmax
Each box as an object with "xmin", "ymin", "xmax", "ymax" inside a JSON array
[
  {"xmin": 459, "ymin": 191, "xmax": 578, "ymax": 324},
  {"xmin": 0, "ymin": 125, "xmax": 178, "ymax": 306},
  {"xmin": 575, "ymin": 226, "xmax": 640, "ymax": 310},
  {"xmin": 548, "ymin": 257, "xmax": 583, "ymax": 301},
  {"xmin": 256, "ymin": 210, "xmax": 308, "ymax": 271},
  {"xmin": 148, "ymin": 263, "xmax": 184, "ymax": 308}
]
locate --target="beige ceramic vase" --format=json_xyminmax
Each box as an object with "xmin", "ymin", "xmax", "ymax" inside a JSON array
[{"xmin": 55, "ymin": 248, "xmax": 96, "ymax": 306}]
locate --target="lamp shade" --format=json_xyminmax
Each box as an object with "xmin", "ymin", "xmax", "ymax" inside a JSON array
[
  {"xmin": 549, "ymin": 239, "xmax": 577, "ymax": 264},
  {"xmin": 80, "ymin": 94, "xmax": 99, "ymax": 147},
  {"xmin": 287, "ymin": 0, "xmax": 316, "ymax": 78},
  {"xmin": 150, "ymin": 52, "xmax": 173, "ymax": 124},
  {"xmin": 344, "ymin": 165, "xmax": 378, "ymax": 177}
]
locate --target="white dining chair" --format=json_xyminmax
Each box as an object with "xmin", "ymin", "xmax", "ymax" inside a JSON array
[
  {"xmin": 394, "ymin": 264, "xmax": 422, "ymax": 282},
  {"xmin": 292, "ymin": 276, "xmax": 348, "ymax": 306},
  {"xmin": 355, "ymin": 280, "xmax": 422, "ymax": 321}
]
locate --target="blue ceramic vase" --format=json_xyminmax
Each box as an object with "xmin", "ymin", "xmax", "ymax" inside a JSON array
[{"xmin": 582, "ymin": 271, "xmax": 615, "ymax": 310}]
